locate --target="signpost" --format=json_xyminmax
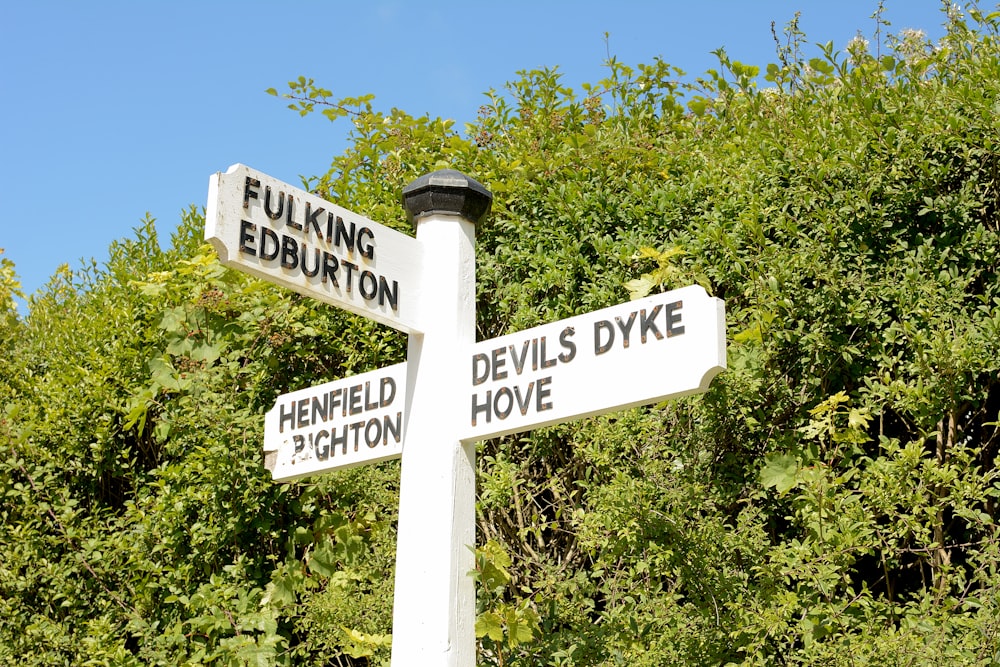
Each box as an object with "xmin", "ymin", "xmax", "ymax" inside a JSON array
[{"xmin": 206, "ymin": 164, "xmax": 726, "ymax": 666}]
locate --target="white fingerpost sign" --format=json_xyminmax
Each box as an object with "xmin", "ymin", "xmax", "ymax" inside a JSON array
[
  {"xmin": 206, "ymin": 164, "xmax": 425, "ymax": 333},
  {"xmin": 205, "ymin": 165, "xmax": 726, "ymax": 667},
  {"xmin": 464, "ymin": 285, "xmax": 725, "ymax": 442},
  {"xmin": 264, "ymin": 362, "xmax": 408, "ymax": 481}
]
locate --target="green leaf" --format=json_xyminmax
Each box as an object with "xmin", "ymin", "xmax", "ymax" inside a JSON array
[
  {"xmin": 760, "ymin": 454, "xmax": 799, "ymax": 495},
  {"xmin": 262, "ymin": 578, "xmax": 296, "ymax": 607},
  {"xmin": 308, "ymin": 541, "xmax": 338, "ymax": 577},
  {"xmin": 475, "ymin": 612, "xmax": 505, "ymax": 642},
  {"xmin": 625, "ymin": 277, "xmax": 654, "ymax": 300},
  {"xmin": 190, "ymin": 342, "xmax": 223, "ymax": 364},
  {"xmin": 732, "ymin": 323, "xmax": 763, "ymax": 344}
]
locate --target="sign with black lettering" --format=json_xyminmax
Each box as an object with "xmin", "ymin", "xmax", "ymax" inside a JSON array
[
  {"xmin": 264, "ymin": 363, "xmax": 407, "ymax": 481},
  {"xmin": 206, "ymin": 164, "xmax": 424, "ymax": 333},
  {"xmin": 462, "ymin": 285, "xmax": 725, "ymax": 442}
]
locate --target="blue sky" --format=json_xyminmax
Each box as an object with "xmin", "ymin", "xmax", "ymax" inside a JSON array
[{"xmin": 1, "ymin": 1, "xmax": 952, "ymax": 308}]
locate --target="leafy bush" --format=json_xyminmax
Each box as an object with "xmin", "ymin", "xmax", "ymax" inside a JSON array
[{"xmin": 3, "ymin": 3, "xmax": 1000, "ymax": 665}]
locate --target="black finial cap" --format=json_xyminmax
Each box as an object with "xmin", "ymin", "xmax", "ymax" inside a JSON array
[{"xmin": 402, "ymin": 169, "xmax": 492, "ymax": 227}]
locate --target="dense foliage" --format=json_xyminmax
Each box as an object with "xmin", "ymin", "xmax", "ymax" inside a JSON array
[{"xmin": 4, "ymin": 4, "xmax": 1000, "ymax": 664}]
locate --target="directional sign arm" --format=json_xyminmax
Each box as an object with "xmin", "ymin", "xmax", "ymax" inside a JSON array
[
  {"xmin": 263, "ymin": 363, "xmax": 409, "ymax": 482},
  {"xmin": 461, "ymin": 285, "xmax": 726, "ymax": 442},
  {"xmin": 206, "ymin": 164, "xmax": 426, "ymax": 333}
]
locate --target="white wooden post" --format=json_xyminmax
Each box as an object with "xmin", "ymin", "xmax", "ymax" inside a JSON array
[{"xmin": 390, "ymin": 171, "xmax": 492, "ymax": 665}]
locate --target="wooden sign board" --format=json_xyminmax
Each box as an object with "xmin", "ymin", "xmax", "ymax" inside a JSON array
[
  {"xmin": 206, "ymin": 164, "xmax": 425, "ymax": 333},
  {"xmin": 462, "ymin": 285, "xmax": 726, "ymax": 442},
  {"xmin": 264, "ymin": 362, "xmax": 408, "ymax": 481}
]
